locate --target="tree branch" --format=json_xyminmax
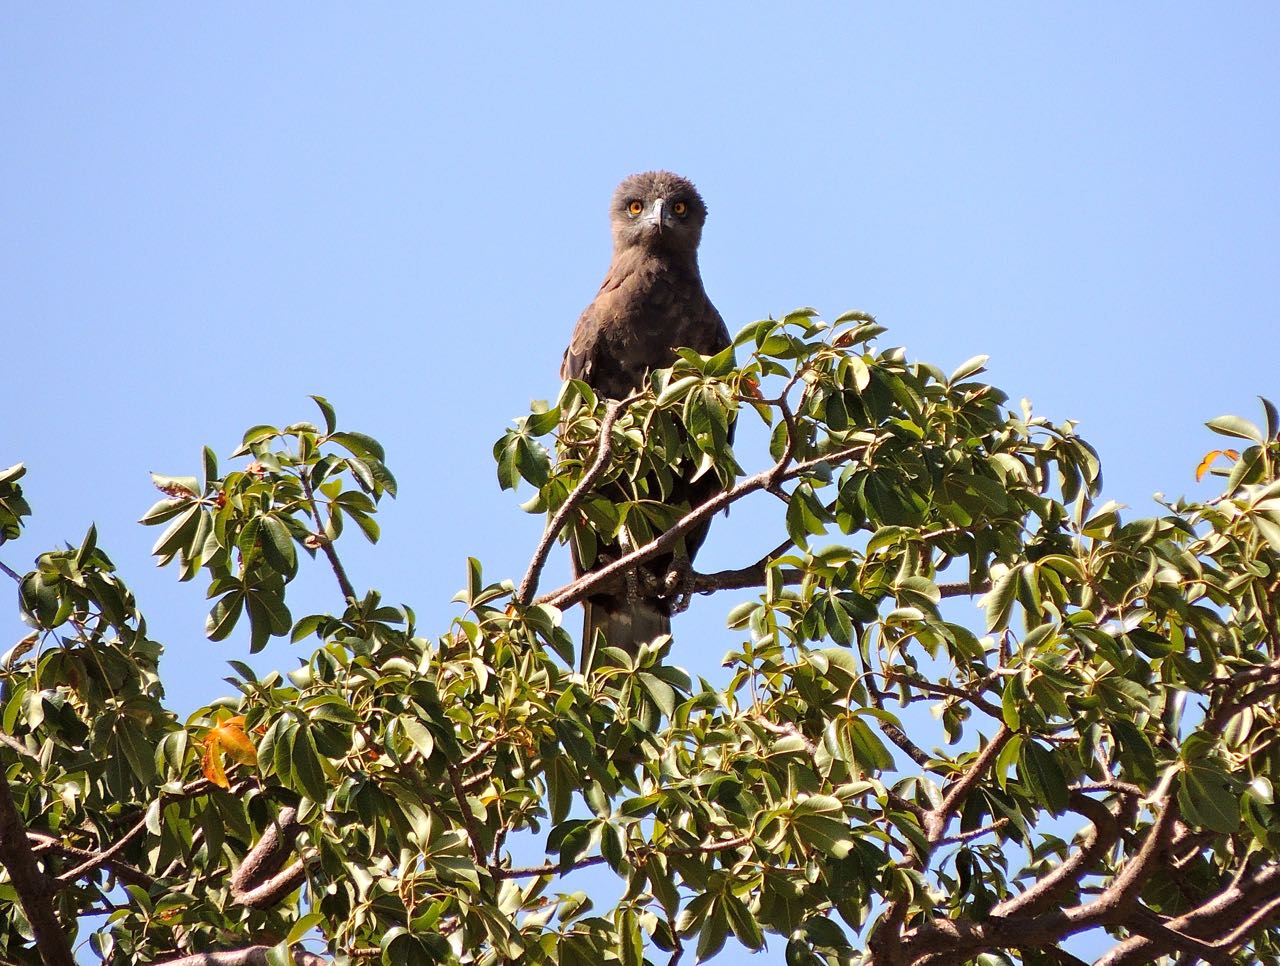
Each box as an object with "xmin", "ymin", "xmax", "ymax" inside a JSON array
[
  {"xmin": 536, "ymin": 442, "xmax": 866, "ymax": 611},
  {"xmin": 993, "ymin": 791, "xmax": 1136, "ymax": 919},
  {"xmin": 54, "ymin": 808, "xmax": 150, "ymax": 887},
  {"xmin": 0, "ymin": 731, "xmax": 39, "ymax": 761},
  {"xmin": 518, "ymin": 396, "xmax": 637, "ymax": 605},
  {"xmin": 154, "ymin": 947, "xmax": 328, "ymax": 966},
  {"xmin": 300, "ymin": 471, "xmax": 357, "ymax": 603},
  {"xmin": 0, "ymin": 771, "xmax": 75, "ymax": 966},
  {"xmin": 27, "ymin": 831, "xmax": 153, "ymax": 890},
  {"xmin": 230, "ymin": 806, "xmax": 306, "ymax": 908},
  {"xmin": 233, "ymin": 851, "xmax": 318, "ymax": 909},
  {"xmin": 925, "ymin": 725, "xmax": 1011, "ymax": 842}
]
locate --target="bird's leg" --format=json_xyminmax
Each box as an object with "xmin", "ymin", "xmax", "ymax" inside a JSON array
[
  {"xmin": 663, "ymin": 543, "xmax": 695, "ymax": 614},
  {"xmin": 617, "ymin": 528, "xmax": 640, "ymax": 603}
]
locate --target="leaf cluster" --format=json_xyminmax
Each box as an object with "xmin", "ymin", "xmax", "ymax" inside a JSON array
[{"xmin": 2, "ymin": 318, "xmax": 1280, "ymax": 966}]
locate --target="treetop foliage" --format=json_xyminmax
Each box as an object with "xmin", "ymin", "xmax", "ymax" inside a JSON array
[{"xmin": 3, "ymin": 310, "xmax": 1280, "ymax": 965}]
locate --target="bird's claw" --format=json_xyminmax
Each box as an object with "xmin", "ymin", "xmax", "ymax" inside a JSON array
[{"xmin": 663, "ymin": 558, "xmax": 694, "ymax": 614}]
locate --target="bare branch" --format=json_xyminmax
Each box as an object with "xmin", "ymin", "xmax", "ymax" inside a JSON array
[
  {"xmin": 940, "ymin": 579, "xmax": 989, "ymax": 598},
  {"xmin": 1100, "ymin": 862, "xmax": 1280, "ymax": 964},
  {"xmin": 689, "ymin": 535, "xmax": 799, "ymax": 594},
  {"xmin": 495, "ymin": 854, "xmax": 609, "ymax": 880},
  {"xmin": 896, "ymin": 674, "xmax": 1004, "ymax": 721},
  {"xmin": 495, "ymin": 830, "xmax": 754, "ymax": 881},
  {"xmin": 938, "ymin": 818, "xmax": 1009, "ymax": 846},
  {"xmin": 27, "ymin": 831, "xmax": 153, "ymax": 890},
  {"xmin": 230, "ymin": 807, "xmax": 305, "ymax": 908},
  {"xmin": 518, "ymin": 396, "xmax": 637, "ymax": 605},
  {"xmin": 0, "ymin": 730, "xmax": 39, "ymax": 761},
  {"xmin": 54, "ymin": 808, "xmax": 150, "ymax": 887},
  {"xmin": 233, "ymin": 850, "xmax": 318, "ymax": 909},
  {"xmin": 994, "ymin": 791, "xmax": 1137, "ymax": 919},
  {"xmin": 446, "ymin": 760, "xmax": 489, "ymax": 867}
]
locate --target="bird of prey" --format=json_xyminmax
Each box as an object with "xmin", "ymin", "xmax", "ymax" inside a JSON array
[{"xmin": 561, "ymin": 171, "xmax": 732, "ymax": 665}]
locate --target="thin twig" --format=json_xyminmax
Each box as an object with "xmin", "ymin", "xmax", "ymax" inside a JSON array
[
  {"xmin": 495, "ymin": 854, "xmax": 608, "ymax": 880},
  {"xmin": 299, "ymin": 471, "xmax": 357, "ymax": 603},
  {"xmin": 518, "ymin": 395, "xmax": 638, "ymax": 605},
  {"xmin": 27, "ymin": 832, "xmax": 153, "ymax": 889},
  {"xmin": 0, "ymin": 732, "xmax": 38, "ymax": 761},
  {"xmin": 938, "ymin": 818, "xmax": 1009, "ymax": 846},
  {"xmin": 55, "ymin": 809, "xmax": 150, "ymax": 886},
  {"xmin": 446, "ymin": 760, "xmax": 488, "ymax": 867},
  {"xmin": 898, "ymin": 675, "xmax": 1004, "ymax": 721}
]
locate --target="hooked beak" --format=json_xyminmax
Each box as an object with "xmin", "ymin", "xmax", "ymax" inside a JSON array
[{"xmin": 643, "ymin": 198, "xmax": 665, "ymax": 235}]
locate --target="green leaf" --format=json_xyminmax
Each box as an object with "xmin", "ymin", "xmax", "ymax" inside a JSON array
[
  {"xmin": 329, "ymin": 431, "xmax": 386, "ymax": 462},
  {"xmin": 1110, "ymin": 718, "xmax": 1156, "ymax": 785},
  {"xmin": 1252, "ymin": 512, "xmax": 1280, "ymax": 554},
  {"xmin": 791, "ymin": 795, "xmax": 853, "ymax": 858},
  {"xmin": 1261, "ymin": 396, "xmax": 1279, "ymax": 441},
  {"xmin": 286, "ymin": 911, "xmax": 325, "ymax": 946},
  {"xmin": 1019, "ymin": 739, "xmax": 1068, "ymax": 815},
  {"xmin": 844, "ymin": 718, "xmax": 894, "ymax": 773},
  {"xmin": 206, "ymin": 592, "xmax": 244, "ymax": 641},
  {"xmin": 290, "ymin": 725, "xmax": 329, "ymax": 804},
  {"xmin": 150, "ymin": 505, "xmax": 202, "ymax": 560},
  {"xmin": 311, "ymin": 395, "xmax": 337, "ymax": 435},
  {"xmin": 983, "ymin": 567, "xmax": 1019, "ymax": 632},
  {"xmin": 695, "ymin": 900, "xmax": 730, "ymax": 962},
  {"xmin": 1180, "ymin": 760, "xmax": 1240, "ymax": 833},
  {"xmin": 1000, "ymin": 676, "xmax": 1024, "ymax": 730},
  {"xmin": 657, "ymin": 375, "xmax": 701, "ymax": 407},
  {"xmin": 260, "ymin": 514, "xmax": 298, "ymax": 578},
  {"xmin": 724, "ymin": 894, "xmax": 765, "ymax": 950},
  {"xmin": 1206, "ymin": 415, "xmax": 1263, "ymax": 443},
  {"xmin": 399, "ymin": 716, "xmax": 436, "ymax": 761},
  {"xmin": 948, "ymin": 354, "xmax": 989, "ymax": 384}
]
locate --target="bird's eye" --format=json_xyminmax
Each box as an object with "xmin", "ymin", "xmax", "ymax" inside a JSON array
[
  {"xmin": 627, "ymin": 200, "xmax": 643, "ymax": 216},
  {"xmin": 672, "ymin": 201, "xmax": 688, "ymax": 217}
]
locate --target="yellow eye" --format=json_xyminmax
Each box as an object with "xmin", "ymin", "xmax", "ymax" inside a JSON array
[
  {"xmin": 627, "ymin": 200, "xmax": 643, "ymax": 216},
  {"xmin": 673, "ymin": 201, "xmax": 688, "ymax": 217}
]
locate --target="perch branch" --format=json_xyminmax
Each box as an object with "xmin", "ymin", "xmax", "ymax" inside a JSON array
[
  {"xmin": 537, "ymin": 442, "xmax": 865, "ymax": 611},
  {"xmin": 518, "ymin": 395, "xmax": 638, "ymax": 605}
]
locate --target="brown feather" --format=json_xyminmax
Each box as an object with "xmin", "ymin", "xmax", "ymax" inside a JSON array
[{"xmin": 563, "ymin": 172, "xmax": 732, "ymax": 669}]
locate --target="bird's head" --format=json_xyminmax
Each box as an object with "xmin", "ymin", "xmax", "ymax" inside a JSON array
[{"xmin": 610, "ymin": 171, "xmax": 707, "ymax": 257}]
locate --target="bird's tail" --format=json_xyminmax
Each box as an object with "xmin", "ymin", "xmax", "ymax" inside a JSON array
[{"xmin": 580, "ymin": 598, "xmax": 671, "ymax": 672}]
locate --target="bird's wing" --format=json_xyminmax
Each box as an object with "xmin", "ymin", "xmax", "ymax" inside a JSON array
[
  {"xmin": 561, "ymin": 304, "xmax": 600, "ymax": 382},
  {"xmin": 561, "ymin": 263, "xmax": 628, "ymax": 382}
]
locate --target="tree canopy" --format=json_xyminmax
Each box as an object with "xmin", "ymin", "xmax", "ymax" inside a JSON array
[{"xmin": 3, "ymin": 311, "xmax": 1280, "ymax": 965}]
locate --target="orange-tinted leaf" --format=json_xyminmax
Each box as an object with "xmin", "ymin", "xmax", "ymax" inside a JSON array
[
  {"xmin": 1195, "ymin": 449, "xmax": 1241, "ymax": 481},
  {"xmin": 209, "ymin": 716, "xmax": 258, "ymax": 766},
  {"xmin": 202, "ymin": 740, "xmax": 229, "ymax": 788},
  {"xmin": 741, "ymin": 374, "xmax": 763, "ymax": 399}
]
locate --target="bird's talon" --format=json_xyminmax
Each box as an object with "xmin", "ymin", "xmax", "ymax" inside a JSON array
[{"xmin": 663, "ymin": 559, "xmax": 695, "ymax": 614}]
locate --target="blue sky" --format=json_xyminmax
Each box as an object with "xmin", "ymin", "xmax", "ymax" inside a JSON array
[{"xmin": 3, "ymin": 5, "xmax": 1278, "ymax": 962}]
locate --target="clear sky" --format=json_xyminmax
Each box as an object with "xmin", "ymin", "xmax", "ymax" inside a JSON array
[{"xmin": 3, "ymin": 5, "xmax": 1278, "ymax": 962}]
